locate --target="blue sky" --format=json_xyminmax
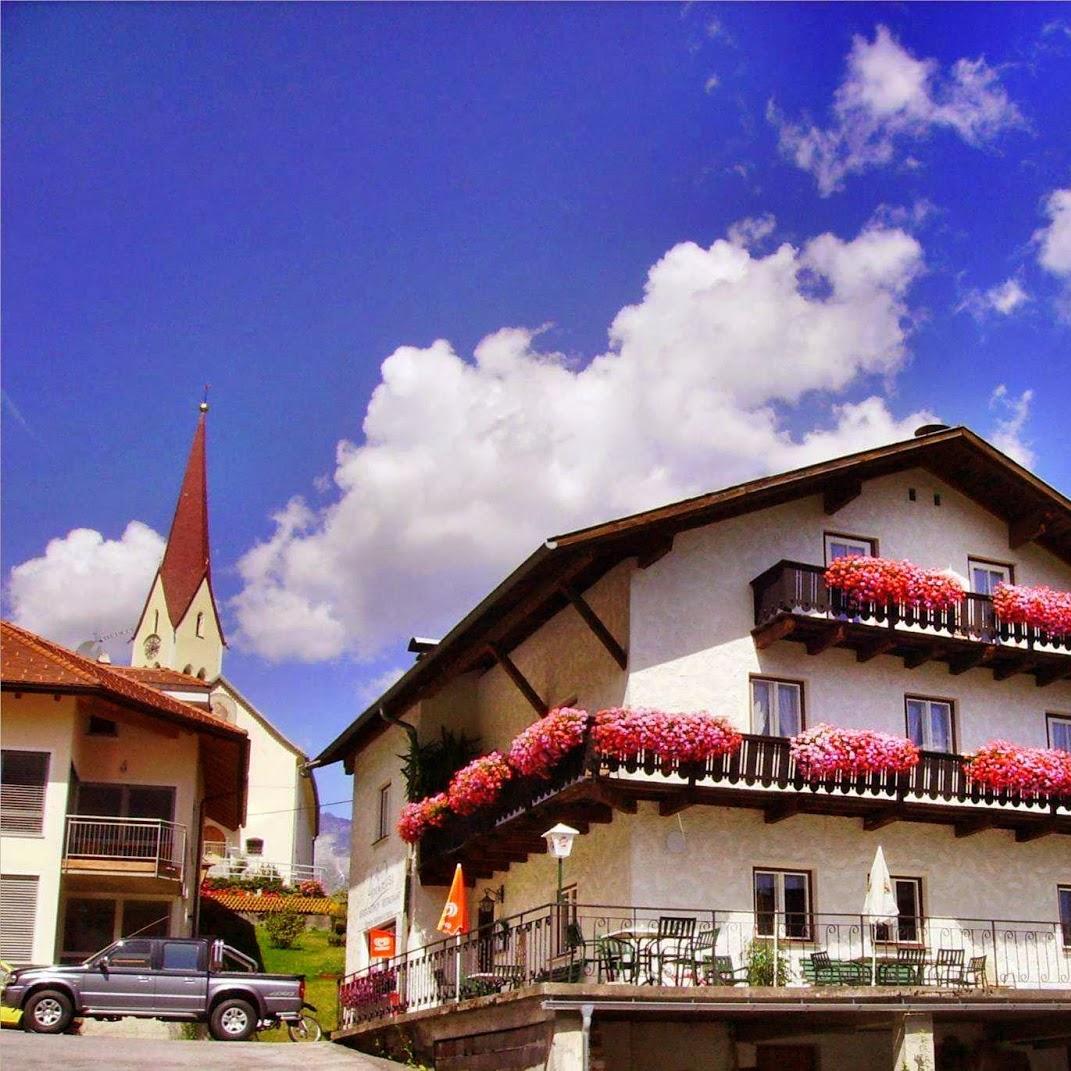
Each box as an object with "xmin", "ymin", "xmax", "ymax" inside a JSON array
[{"xmin": 3, "ymin": 4, "xmax": 1070, "ymax": 816}]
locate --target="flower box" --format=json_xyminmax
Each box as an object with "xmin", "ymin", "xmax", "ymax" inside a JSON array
[
  {"xmin": 992, "ymin": 582, "xmax": 1071, "ymax": 638},
  {"xmin": 592, "ymin": 708, "xmax": 742, "ymax": 766},
  {"xmin": 824, "ymin": 556, "xmax": 964, "ymax": 612},
  {"xmin": 398, "ymin": 792, "xmax": 450, "ymax": 844},
  {"xmin": 508, "ymin": 707, "xmax": 590, "ymax": 779},
  {"xmin": 789, "ymin": 723, "xmax": 920, "ymax": 780},
  {"xmin": 446, "ymin": 752, "xmax": 513, "ymax": 815},
  {"xmin": 965, "ymin": 741, "xmax": 1071, "ymax": 797}
]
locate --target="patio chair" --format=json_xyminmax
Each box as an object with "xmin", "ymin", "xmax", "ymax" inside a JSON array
[
  {"xmin": 877, "ymin": 947, "xmax": 926, "ymax": 985},
  {"xmin": 703, "ymin": 954, "xmax": 749, "ymax": 986},
  {"xmin": 809, "ymin": 950, "xmax": 868, "ymax": 986},
  {"xmin": 652, "ymin": 916, "xmax": 697, "ymax": 983},
  {"xmin": 543, "ymin": 921, "xmax": 589, "ymax": 983},
  {"xmin": 682, "ymin": 926, "xmax": 720, "ymax": 985},
  {"xmin": 932, "ymin": 948, "xmax": 965, "ymax": 987},
  {"xmin": 963, "ymin": 955, "xmax": 988, "ymax": 989},
  {"xmin": 598, "ymin": 936, "xmax": 641, "ymax": 983}
]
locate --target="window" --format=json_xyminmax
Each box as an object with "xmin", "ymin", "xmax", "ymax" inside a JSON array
[
  {"xmin": 87, "ymin": 715, "xmax": 118, "ymax": 737},
  {"xmin": 109, "ymin": 939, "xmax": 154, "ymax": 968},
  {"xmin": 556, "ymin": 884, "xmax": 578, "ymax": 955},
  {"xmin": 875, "ymin": 877, "xmax": 923, "ymax": 943},
  {"xmin": 1048, "ymin": 715, "xmax": 1071, "ymax": 753},
  {"xmin": 121, "ymin": 900, "xmax": 170, "ymax": 938},
  {"xmin": 196, "ymin": 612, "xmax": 205, "ymax": 638},
  {"xmin": 906, "ymin": 697, "xmax": 954, "ymax": 753},
  {"xmin": 376, "ymin": 783, "xmax": 391, "ymax": 842},
  {"xmin": 824, "ymin": 533, "xmax": 875, "ymax": 563},
  {"xmin": 968, "ymin": 558, "xmax": 1012, "ymax": 596},
  {"xmin": 1, "ymin": 750, "xmax": 50, "ymax": 835},
  {"xmin": 0, "ymin": 875, "xmax": 38, "ymax": 962},
  {"xmin": 753, "ymin": 869, "xmax": 811, "ymax": 939},
  {"xmin": 1059, "ymin": 886, "xmax": 1071, "ymax": 949},
  {"xmin": 162, "ymin": 942, "xmax": 203, "ymax": 971},
  {"xmin": 63, "ymin": 898, "xmax": 117, "ymax": 961},
  {"xmin": 751, "ymin": 678, "xmax": 803, "ymax": 737},
  {"xmin": 245, "ymin": 837, "xmax": 264, "ymax": 856}
]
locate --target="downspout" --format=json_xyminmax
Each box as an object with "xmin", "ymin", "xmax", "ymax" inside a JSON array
[{"xmin": 581, "ymin": 1003, "xmax": 594, "ymax": 1071}]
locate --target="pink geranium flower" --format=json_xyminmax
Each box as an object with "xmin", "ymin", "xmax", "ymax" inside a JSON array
[
  {"xmin": 825, "ymin": 556, "xmax": 964, "ymax": 612},
  {"xmin": 790, "ymin": 723, "xmax": 920, "ymax": 779},
  {"xmin": 592, "ymin": 707, "xmax": 742, "ymax": 764},
  {"xmin": 965, "ymin": 741, "xmax": 1071, "ymax": 797},
  {"xmin": 508, "ymin": 707, "xmax": 590, "ymax": 779},
  {"xmin": 446, "ymin": 752, "xmax": 512, "ymax": 815},
  {"xmin": 993, "ymin": 582, "xmax": 1071, "ymax": 637}
]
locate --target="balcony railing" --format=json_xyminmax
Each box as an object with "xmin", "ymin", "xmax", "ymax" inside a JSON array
[
  {"xmin": 749, "ymin": 561, "xmax": 1071, "ymax": 684},
  {"xmin": 63, "ymin": 815, "xmax": 187, "ymax": 882},
  {"xmin": 337, "ymin": 902, "xmax": 1071, "ymax": 1029},
  {"xmin": 204, "ymin": 850, "xmax": 326, "ymax": 888}
]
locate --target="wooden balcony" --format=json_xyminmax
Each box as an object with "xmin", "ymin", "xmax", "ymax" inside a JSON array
[
  {"xmin": 418, "ymin": 736, "xmax": 1071, "ymax": 884},
  {"xmin": 62, "ymin": 815, "xmax": 187, "ymax": 890},
  {"xmin": 750, "ymin": 561, "xmax": 1071, "ymax": 686}
]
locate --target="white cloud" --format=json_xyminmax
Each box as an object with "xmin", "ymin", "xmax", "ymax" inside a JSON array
[
  {"xmin": 726, "ymin": 214, "xmax": 776, "ymax": 248},
  {"xmin": 957, "ymin": 276, "xmax": 1030, "ymax": 320},
  {"xmin": 704, "ymin": 74, "xmax": 720, "ymax": 94},
  {"xmin": 356, "ymin": 665, "xmax": 408, "ymax": 708},
  {"xmin": 229, "ymin": 220, "xmax": 933, "ymax": 663},
  {"xmin": 989, "ymin": 385, "xmax": 1035, "ymax": 467},
  {"xmin": 7, "ymin": 522, "xmax": 165, "ymax": 659},
  {"xmin": 1034, "ymin": 187, "xmax": 1071, "ymax": 321},
  {"xmin": 772, "ymin": 25, "xmax": 1024, "ymax": 195}
]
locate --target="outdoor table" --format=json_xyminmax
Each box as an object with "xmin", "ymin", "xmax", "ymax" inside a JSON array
[
  {"xmin": 849, "ymin": 957, "xmax": 925, "ymax": 985},
  {"xmin": 603, "ymin": 923, "xmax": 682, "ymax": 985}
]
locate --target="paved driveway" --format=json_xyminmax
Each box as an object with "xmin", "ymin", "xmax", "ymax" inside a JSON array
[{"xmin": 0, "ymin": 1032, "xmax": 404, "ymax": 1070}]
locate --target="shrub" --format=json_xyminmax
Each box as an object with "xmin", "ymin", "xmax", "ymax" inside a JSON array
[
  {"xmin": 744, "ymin": 938, "xmax": 790, "ymax": 986},
  {"xmin": 264, "ymin": 907, "xmax": 305, "ymax": 949}
]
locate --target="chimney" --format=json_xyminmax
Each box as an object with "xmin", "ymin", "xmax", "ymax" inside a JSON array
[{"xmin": 914, "ymin": 423, "xmax": 951, "ymax": 438}]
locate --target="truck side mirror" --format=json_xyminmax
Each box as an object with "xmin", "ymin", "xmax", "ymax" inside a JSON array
[{"xmin": 98, "ymin": 956, "xmax": 110, "ymax": 972}]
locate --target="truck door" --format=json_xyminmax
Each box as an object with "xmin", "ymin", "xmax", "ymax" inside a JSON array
[
  {"xmin": 154, "ymin": 940, "xmax": 209, "ymax": 1015},
  {"xmin": 79, "ymin": 939, "xmax": 156, "ymax": 1012}
]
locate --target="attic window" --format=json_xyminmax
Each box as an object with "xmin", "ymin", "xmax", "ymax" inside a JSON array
[{"xmin": 88, "ymin": 715, "xmax": 118, "ymax": 738}]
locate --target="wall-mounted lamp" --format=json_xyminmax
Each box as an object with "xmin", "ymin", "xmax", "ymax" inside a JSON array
[{"xmin": 479, "ymin": 885, "xmax": 506, "ymax": 911}]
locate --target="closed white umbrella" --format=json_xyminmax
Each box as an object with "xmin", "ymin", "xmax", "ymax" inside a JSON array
[{"xmin": 862, "ymin": 846, "xmax": 898, "ymax": 986}]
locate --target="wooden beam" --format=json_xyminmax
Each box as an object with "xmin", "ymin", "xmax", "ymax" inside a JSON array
[
  {"xmin": 862, "ymin": 808, "xmax": 902, "ymax": 831},
  {"xmin": 636, "ymin": 535, "xmax": 674, "ymax": 570},
  {"xmin": 753, "ymin": 616, "xmax": 797, "ymax": 650},
  {"xmin": 1015, "ymin": 822, "xmax": 1057, "ymax": 843},
  {"xmin": 764, "ymin": 800, "xmax": 801, "ymax": 825},
  {"xmin": 903, "ymin": 648, "xmax": 937, "ymax": 670},
  {"xmin": 659, "ymin": 794, "xmax": 695, "ymax": 818},
  {"xmin": 948, "ymin": 645, "xmax": 996, "ymax": 675},
  {"xmin": 488, "ymin": 644, "xmax": 548, "ymax": 716},
  {"xmin": 806, "ymin": 625, "xmax": 846, "ymax": 656},
  {"xmin": 576, "ymin": 803, "xmax": 614, "ymax": 825},
  {"xmin": 587, "ymin": 783, "xmax": 638, "ymax": 814},
  {"xmin": 1009, "ymin": 508, "xmax": 1054, "ymax": 550},
  {"xmin": 823, "ymin": 478, "xmax": 863, "ymax": 515},
  {"xmin": 993, "ymin": 661, "xmax": 1034, "ymax": 682},
  {"xmin": 856, "ymin": 637, "xmax": 894, "ymax": 663},
  {"xmin": 560, "ymin": 585, "xmax": 627, "ymax": 670},
  {"xmin": 1035, "ymin": 663, "xmax": 1071, "ymax": 688},
  {"xmin": 954, "ymin": 817, "xmax": 994, "ymax": 839}
]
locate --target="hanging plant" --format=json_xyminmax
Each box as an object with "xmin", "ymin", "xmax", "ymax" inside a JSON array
[
  {"xmin": 399, "ymin": 726, "xmax": 480, "ymax": 803},
  {"xmin": 592, "ymin": 708, "xmax": 742, "ymax": 765},
  {"xmin": 789, "ymin": 723, "xmax": 920, "ymax": 779},
  {"xmin": 507, "ymin": 707, "xmax": 590, "ymax": 779},
  {"xmin": 446, "ymin": 752, "xmax": 513, "ymax": 815},
  {"xmin": 397, "ymin": 792, "xmax": 451, "ymax": 844}
]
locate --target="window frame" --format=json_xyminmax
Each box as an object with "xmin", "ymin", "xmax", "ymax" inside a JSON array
[
  {"xmin": 904, "ymin": 695, "xmax": 957, "ymax": 754},
  {"xmin": 0, "ymin": 747, "xmax": 52, "ymax": 838},
  {"xmin": 1046, "ymin": 714, "xmax": 1071, "ymax": 752},
  {"xmin": 823, "ymin": 531, "xmax": 878, "ymax": 564},
  {"xmin": 749, "ymin": 676, "xmax": 806, "ymax": 738},
  {"xmin": 244, "ymin": 837, "xmax": 264, "ymax": 856},
  {"xmin": 966, "ymin": 557, "xmax": 1014, "ymax": 596},
  {"xmin": 374, "ymin": 782, "xmax": 392, "ymax": 844},
  {"xmin": 752, "ymin": 867, "xmax": 814, "ymax": 941},
  {"xmin": 874, "ymin": 876, "xmax": 924, "ymax": 945},
  {"xmin": 1059, "ymin": 886, "xmax": 1071, "ymax": 950},
  {"xmin": 87, "ymin": 715, "xmax": 118, "ymax": 738}
]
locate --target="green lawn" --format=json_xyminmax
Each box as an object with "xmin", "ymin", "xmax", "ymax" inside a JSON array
[{"xmin": 254, "ymin": 926, "xmax": 344, "ymax": 1042}]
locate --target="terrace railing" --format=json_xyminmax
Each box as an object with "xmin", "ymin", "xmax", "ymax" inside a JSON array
[
  {"xmin": 63, "ymin": 815, "xmax": 187, "ymax": 881},
  {"xmin": 204, "ymin": 850, "xmax": 326, "ymax": 887},
  {"xmin": 338, "ymin": 903, "xmax": 1071, "ymax": 1028}
]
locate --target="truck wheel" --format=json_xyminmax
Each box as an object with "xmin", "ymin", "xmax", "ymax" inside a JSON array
[
  {"xmin": 25, "ymin": 989, "xmax": 74, "ymax": 1034},
  {"xmin": 209, "ymin": 997, "xmax": 257, "ymax": 1041}
]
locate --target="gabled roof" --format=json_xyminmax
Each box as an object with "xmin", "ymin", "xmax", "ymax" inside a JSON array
[
  {"xmin": 1, "ymin": 620, "xmax": 248, "ymax": 827},
  {"xmin": 110, "ymin": 664, "xmax": 213, "ymax": 692},
  {"xmin": 316, "ymin": 426, "xmax": 1071, "ymax": 769}
]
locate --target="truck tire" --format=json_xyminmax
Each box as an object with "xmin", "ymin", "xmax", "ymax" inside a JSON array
[
  {"xmin": 209, "ymin": 997, "xmax": 258, "ymax": 1041},
  {"xmin": 24, "ymin": 989, "xmax": 75, "ymax": 1034}
]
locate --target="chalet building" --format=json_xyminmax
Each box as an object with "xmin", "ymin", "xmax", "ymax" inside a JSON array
[
  {"xmin": 124, "ymin": 403, "xmax": 320, "ymax": 888},
  {"xmin": 0, "ymin": 620, "xmax": 248, "ymax": 964},
  {"xmin": 319, "ymin": 426, "xmax": 1071, "ymax": 1071}
]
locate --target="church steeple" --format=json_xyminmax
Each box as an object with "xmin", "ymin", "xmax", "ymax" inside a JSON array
[{"xmin": 131, "ymin": 402, "xmax": 225, "ymax": 678}]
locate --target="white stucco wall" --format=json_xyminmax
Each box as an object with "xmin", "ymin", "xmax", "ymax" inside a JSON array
[{"xmin": 131, "ymin": 575, "xmax": 223, "ymax": 681}]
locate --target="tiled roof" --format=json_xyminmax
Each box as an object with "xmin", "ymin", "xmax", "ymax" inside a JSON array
[
  {"xmin": 202, "ymin": 890, "xmax": 342, "ymax": 915},
  {"xmin": 0, "ymin": 620, "xmax": 241, "ymax": 740},
  {"xmin": 157, "ymin": 410, "xmax": 216, "ymax": 630},
  {"xmin": 110, "ymin": 664, "xmax": 214, "ymax": 690}
]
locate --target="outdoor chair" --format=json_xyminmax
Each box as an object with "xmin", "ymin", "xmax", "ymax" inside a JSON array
[
  {"xmin": 962, "ymin": 955, "xmax": 988, "ymax": 989},
  {"xmin": 652, "ymin": 916, "xmax": 697, "ymax": 983},
  {"xmin": 809, "ymin": 950, "xmax": 868, "ymax": 986},
  {"xmin": 932, "ymin": 948, "xmax": 965, "ymax": 987},
  {"xmin": 702, "ymin": 954, "xmax": 749, "ymax": 986},
  {"xmin": 543, "ymin": 921, "xmax": 590, "ymax": 983},
  {"xmin": 598, "ymin": 936, "xmax": 641, "ymax": 983},
  {"xmin": 682, "ymin": 926, "xmax": 720, "ymax": 985},
  {"xmin": 877, "ymin": 947, "xmax": 926, "ymax": 985}
]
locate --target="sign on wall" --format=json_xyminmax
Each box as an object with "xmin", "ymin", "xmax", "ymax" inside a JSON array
[
  {"xmin": 368, "ymin": 928, "xmax": 395, "ymax": 959},
  {"xmin": 354, "ymin": 860, "xmax": 405, "ymax": 931}
]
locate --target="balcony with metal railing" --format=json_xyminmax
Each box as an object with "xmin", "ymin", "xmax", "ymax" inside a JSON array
[
  {"xmin": 418, "ymin": 734, "xmax": 1071, "ymax": 884},
  {"xmin": 336, "ymin": 902, "xmax": 1071, "ymax": 1033},
  {"xmin": 62, "ymin": 815, "xmax": 187, "ymax": 885},
  {"xmin": 203, "ymin": 848, "xmax": 326, "ymax": 888},
  {"xmin": 750, "ymin": 560, "xmax": 1071, "ymax": 685}
]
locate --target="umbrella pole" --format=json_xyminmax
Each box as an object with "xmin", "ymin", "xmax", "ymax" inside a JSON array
[
  {"xmin": 455, "ymin": 934, "xmax": 461, "ymax": 1004},
  {"xmin": 870, "ymin": 921, "xmax": 876, "ymax": 987}
]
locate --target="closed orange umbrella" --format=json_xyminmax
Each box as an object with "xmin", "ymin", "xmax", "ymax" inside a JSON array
[{"xmin": 437, "ymin": 863, "xmax": 469, "ymax": 936}]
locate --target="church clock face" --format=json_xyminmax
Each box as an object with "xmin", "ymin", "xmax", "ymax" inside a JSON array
[{"xmin": 143, "ymin": 633, "xmax": 161, "ymax": 660}]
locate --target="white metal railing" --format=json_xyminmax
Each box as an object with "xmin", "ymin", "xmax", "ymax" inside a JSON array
[
  {"xmin": 64, "ymin": 815, "xmax": 187, "ymax": 881},
  {"xmin": 205, "ymin": 850, "xmax": 326, "ymax": 888},
  {"xmin": 202, "ymin": 840, "xmax": 228, "ymax": 859}
]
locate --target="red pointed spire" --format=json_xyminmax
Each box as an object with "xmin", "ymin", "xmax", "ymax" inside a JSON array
[{"xmin": 158, "ymin": 404, "xmax": 213, "ymax": 628}]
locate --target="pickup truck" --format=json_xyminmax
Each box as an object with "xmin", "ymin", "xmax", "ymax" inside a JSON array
[{"xmin": 2, "ymin": 935, "xmax": 309, "ymax": 1041}]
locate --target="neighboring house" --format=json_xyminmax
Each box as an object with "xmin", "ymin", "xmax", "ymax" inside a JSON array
[
  {"xmin": 0, "ymin": 620, "xmax": 248, "ymax": 965},
  {"xmin": 318, "ymin": 426, "xmax": 1071, "ymax": 1071},
  {"xmin": 125, "ymin": 403, "xmax": 320, "ymax": 887}
]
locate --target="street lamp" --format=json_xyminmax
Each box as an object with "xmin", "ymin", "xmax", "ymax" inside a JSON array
[{"xmin": 543, "ymin": 823, "xmax": 579, "ymax": 902}]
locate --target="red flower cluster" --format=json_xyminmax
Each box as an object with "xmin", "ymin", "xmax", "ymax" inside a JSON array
[
  {"xmin": 340, "ymin": 968, "xmax": 397, "ymax": 1008},
  {"xmin": 992, "ymin": 582, "xmax": 1071, "ymax": 637},
  {"xmin": 397, "ymin": 792, "xmax": 450, "ymax": 844},
  {"xmin": 824, "ymin": 555, "xmax": 964, "ymax": 612},
  {"xmin": 964, "ymin": 741, "xmax": 1071, "ymax": 797},
  {"xmin": 298, "ymin": 879, "xmax": 326, "ymax": 897},
  {"xmin": 592, "ymin": 707, "xmax": 742, "ymax": 764},
  {"xmin": 446, "ymin": 752, "xmax": 513, "ymax": 815},
  {"xmin": 790, "ymin": 723, "xmax": 921, "ymax": 779},
  {"xmin": 508, "ymin": 707, "xmax": 591, "ymax": 778}
]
